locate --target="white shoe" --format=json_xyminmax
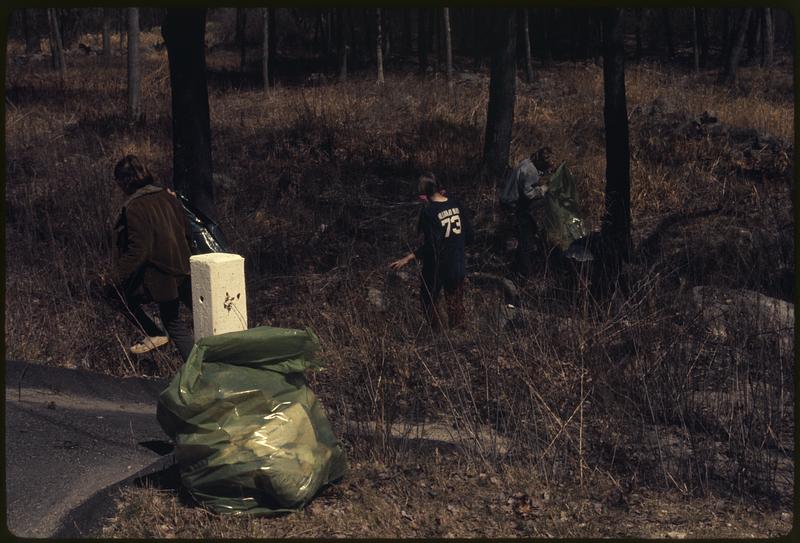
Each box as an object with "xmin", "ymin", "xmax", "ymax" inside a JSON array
[{"xmin": 130, "ymin": 335, "xmax": 169, "ymax": 354}]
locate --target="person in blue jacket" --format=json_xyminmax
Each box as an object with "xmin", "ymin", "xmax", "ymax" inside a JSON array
[{"xmin": 390, "ymin": 173, "xmax": 473, "ymax": 329}]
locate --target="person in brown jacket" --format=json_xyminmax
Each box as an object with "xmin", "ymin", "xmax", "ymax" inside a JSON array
[{"xmin": 107, "ymin": 155, "xmax": 194, "ymax": 361}]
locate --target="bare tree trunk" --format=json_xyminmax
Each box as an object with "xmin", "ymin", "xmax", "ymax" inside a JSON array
[
  {"xmin": 127, "ymin": 8, "xmax": 141, "ymax": 122},
  {"xmin": 376, "ymin": 8, "xmax": 385, "ymax": 83},
  {"xmin": 698, "ymin": 8, "xmax": 709, "ymax": 67},
  {"xmin": 337, "ymin": 8, "xmax": 348, "ymax": 81},
  {"xmin": 102, "ymin": 8, "xmax": 112, "ymax": 57},
  {"xmin": 763, "ymin": 8, "xmax": 774, "ymax": 67},
  {"xmin": 403, "ymin": 9, "xmax": 412, "ymax": 55},
  {"xmin": 47, "ymin": 8, "xmax": 66, "ymax": 82},
  {"xmin": 662, "ymin": 9, "xmax": 674, "ymax": 60},
  {"xmin": 262, "ymin": 8, "xmax": 269, "ymax": 91},
  {"xmin": 601, "ymin": 8, "xmax": 632, "ymax": 266},
  {"xmin": 746, "ymin": 9, "xmax": 759, "ymax": 62},
  {"xmin": 692, "ymin": 8, "xmax": 700, "ymax": 73},
  {"xmin": 433, "ymin": 8, "xmax": 440, "ymax": 72},
  {"xmin": 482, "ymin": 9, "xmax": 516, "ymax": 178},
  {"xmin": 268, "ymin": 7, "xmax": 276, "ymax": 85},
  {"xmin": 634, "ymin": 9, "xmax": 643, "ymax": 61},
  {"xmin": 163, "ymin": 8, "xmax": 216, "ymax": 220},
  {"xmin": 418, "ymin": 8, "xmax": 429, "ymax": 74},
  {"xmin": 23, "ymin": 9, "xmax": 41, "ymax": 54},
  {"xmin": 472, "ymin": 8, "xmax": 482, "ymax": 70},
  {"xmin": 542, "ymin": 8, "xmax": 553, "ymax": 65},
  {"xmin": 236, "ymin": 8, "xmax": 247, "ymax": 74},
  {"xmin": 720, "ymin": 8, "xmax": 752, "ymax": 84},
  {"xmin": 444, "ymin": 7, "xmax": 454, "ymax": 88},
  {"xmin": 522, "ymin": 8, "xmax": 534, "ymax": 82}
]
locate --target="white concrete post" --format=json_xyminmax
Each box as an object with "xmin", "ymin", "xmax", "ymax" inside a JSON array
[{"xmin": 189, "ymin": 253, "xmax": 248, "ymax": 342}]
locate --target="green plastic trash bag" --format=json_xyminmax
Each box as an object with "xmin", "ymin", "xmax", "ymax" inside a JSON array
[
  {"xmin": 542, "ymin": 163, "xmax": 589, "ymax": 250},
  {"xmin": 156, "ymin": 326, "xmax": 347, "ymax": 515}
]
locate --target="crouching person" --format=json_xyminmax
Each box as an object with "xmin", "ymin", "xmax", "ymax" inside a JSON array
[
  {"xmin": 390, "ymin": 173, "xmax": 473, "ymax": 329},
  {"xmin": 499, "ymin": 147, "xmax": 554, "ymax": 278},
  {"xmin": 106, "ymin": 155, "xmax": 194, "ymax": 362}
]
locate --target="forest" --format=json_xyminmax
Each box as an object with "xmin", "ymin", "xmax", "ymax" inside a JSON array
[{"xmin": 4, "ymin": 7, "xmax": 795, "ymax": 538}]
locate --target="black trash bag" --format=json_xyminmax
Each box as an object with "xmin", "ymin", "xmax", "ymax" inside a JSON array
[{"xmin": 176, "ymin": 192, "xmax": 230, "ymax": 254}]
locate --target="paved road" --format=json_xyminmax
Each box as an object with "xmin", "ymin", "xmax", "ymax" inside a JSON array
[{"xmin": 5, "ymin": 360, "xmax": 171, "ymax": 538}]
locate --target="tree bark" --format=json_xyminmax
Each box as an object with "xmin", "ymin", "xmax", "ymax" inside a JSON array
[
  {"xmin": 269, "ymin": 8, "xmax": 277, "ymax": 84},
  {"xmin": 376, "ymin": 8, "xmax": 385, "ymax": 83},
  {"xmin": 23, "ymin": 9, "xmax": 41, "ymax": 54},
  {"xmin": 634, "ymin": 9, "xmax": 643, "ymax": 61},
  {"xmin": 236, "ymin": 8, "xmax": 247, "ymax": 74},
  {"xmin": 472, "ymin": 8, "xmax": 482, "ymax": 70},
  {"xmin": 162, "ymin": 8, "xmax": 216, "ymax": 220},
  {"xmin": 698, "ymin": 8, "xmax": 709, "ymax": 67},
  {"xmin": 418, "ymin": 8, "xmax": 429, "ymax": 73},
  {"xmin": 482, "ymin": 9, "xmax": 516, "ymax": 178},
  {"xmin": 102, "ymin": 8, "xmax": 112, "ymax": 57},
  {"xmin": 268, "ymin": 8, "xmax": 269, "ymax": 92},
  {"xmin": 403, "ymin": 9, "xmax": 412, "ymax": 55},
  {"xmin": 542, "ymin": 9, "xmax": 553, "ymax": 64},
  {"xmin": 600, "ymin": 8, "xmax": 632, "ymax": 265},
  {"xmin": 692, "ymin": 8, "xmax": 700, "ymax": 73},
  {"xmin": 662, "ymin": 9, "xmax": 674, "ymax": 60},
  {"xmin": 522, "ymin": 8, "xmax": 534, "ymax": 82},
  {"xmin": 46, "ymin": 8, "xmax": 66, "ymax": 82},
  {"xmin": 763, "ymin": 8, "xmax": 774, "ymax": 67},
  {"xmin": 719, "ymin": 8, "xmax": 752, "ymax": 84},
  {"xmin": 746, "ymin": 8, "xmax": 759, "ymax": 62},
  {"xmin": 444, "ymin": 8, "xmax": 454, "ymax": 88},
  {"xmin": 127, "ymin": 8, "xmax": 141, "ymax": 123},
  {"xmin": 337, "ymin": 8, "xmax": 348, "ymax": 81}
]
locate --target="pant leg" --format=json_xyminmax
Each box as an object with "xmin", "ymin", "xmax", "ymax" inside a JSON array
[
  {"xmin": 106, "ymin": 284, "xmax": 164, "ymax": 337},
  {"xmin": 515, "ymin": 210, "xmax": 534, "ymax": 278},
  {"xmin": 444, "ymin": 278, "xmax": 466, "ymax": 328},
  {"xmin": 420, "ymin": 270, "xmax": 444, "ymax": 330},
  {"xmin": 158, "ymin": 298, "xmax": 194, "ymax": 362}
]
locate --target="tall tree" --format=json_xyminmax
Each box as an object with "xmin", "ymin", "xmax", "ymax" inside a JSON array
[
  {"xmin": 337, "ymin": 8, "xmax": 348, "ymax": 81},
  {"xmin": 482, "ymin": 9, "xmax": 516, "ymax": 178},
  {"xmin": 634, "ymin": 9, "xmax": 643, "ymax": 61},
  {"xmin": 698, "ymin": 8, "xmax": 709, "ymax": 67},
  {"xmin": 662, "ymin": 9, "xmax": 674, "ymax": 61},
  {"xmin": 692, "ymin": 8, "xmax": 700, "ymax": 73},
  {"xmin": 162, "ymin": 8, "xmax": 216, "ymax": 220},
  {"xmin": 102, "ymin": 8, "xmax": 112, "ymax": 57},
  {"xmin": 236, "ymin": 8, "xmax": 247, "ymax": 74},
  {"xmin": 23, "ymin": 9, "xmax": 41, "ymax": 54},
  {"xmin": 127, "ymin": 8, "xmax": 141, "ymax": 123},
  {"xmin": 444, "ymin": 7, "xmax": 454, "ymax": 88},
  {"xmin": 46, "ymin": 8, "xmax": 66, "ymax": 82},
  {"xmin": 418, "ymin": 8, "xmax": 429, "ymax": 73},
  {"xmin": 376, "ymin": 8, "xmax": 385, "ymax": 83},
  {"xmin": 719, "ymin": 8, "xmax": 752, "ymax": 84},
  {"xmin": 262, "ymin": 8, "xmax": 269, "ymax": 91},
  {"xmin": 522, "ymin": 8, "xmax": 534, "ymax": 82},
  {"xmin": 762, "ymin": 8, "xmax": 774, "ymax": 67},
  {"xmin": 600, "ymin": 8, "xmax": 632, "ymax": 266},
  {"xmin": 268, "ymin": 8, "xmax": 276, "ymax": 86}
]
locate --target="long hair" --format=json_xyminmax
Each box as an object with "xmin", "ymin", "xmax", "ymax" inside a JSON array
[{"xmin": 113, "ymin": 155, "xmax": 155, "ymax": 190}]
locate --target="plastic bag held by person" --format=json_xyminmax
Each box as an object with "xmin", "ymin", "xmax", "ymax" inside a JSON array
[{"xmin": 156, "ymin": 326, "xmax": 348, "ymax": 515}]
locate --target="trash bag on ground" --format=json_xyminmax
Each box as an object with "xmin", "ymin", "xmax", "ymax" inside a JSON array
[
  {"xmin": 542, "ymin": 163, "xmax": 589, "ymax": 251},
  {"xmin": 156, "ymin": 326, "xmax": 347, "ymax": 515},
  {"xmin": 176, "ymin": 191, "xmax": 230, "ymax": 254}
]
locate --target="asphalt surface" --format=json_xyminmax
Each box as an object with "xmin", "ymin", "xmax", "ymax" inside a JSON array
[{"xmin": 5, "ymin": 359, "xmax": 172, "ymax": 538}]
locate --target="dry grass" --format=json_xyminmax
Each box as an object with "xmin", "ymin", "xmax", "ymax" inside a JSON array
[{"xmin": 4, "ymin": 32, "xmax": 795, "ymax": 534}]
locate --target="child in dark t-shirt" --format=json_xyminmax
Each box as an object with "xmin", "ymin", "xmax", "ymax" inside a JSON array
[{"xmin": 390, "ymin": 173, "xmax": 473, "ymax": 329}]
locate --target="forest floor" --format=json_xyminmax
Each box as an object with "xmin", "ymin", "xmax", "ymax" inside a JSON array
[{"xmin": 4, "ymin": 32, "xmax": 795, "ymax": 538}]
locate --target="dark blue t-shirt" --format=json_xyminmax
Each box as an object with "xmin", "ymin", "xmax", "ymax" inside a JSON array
[{"xmin": 413, "ymin": 197, "xmax": 473, "ymax": 281}]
